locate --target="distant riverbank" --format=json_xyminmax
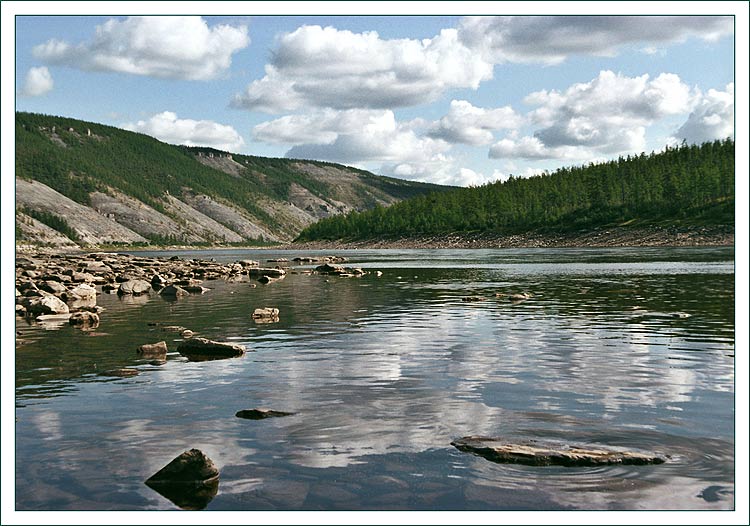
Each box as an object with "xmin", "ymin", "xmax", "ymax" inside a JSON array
[
  {"xmin": 288, "ymin": 224, "xmax": 734, "ymax": 250},
  {"xmin": 16, "ymin": 224, "xmax": 733, "ymax": 255}
]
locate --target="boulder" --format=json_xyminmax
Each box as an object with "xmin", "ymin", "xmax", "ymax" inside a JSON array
[
  {"xmin": 315, "ymin": 263, "xmax": 345, "ymax": 275},
  {"xmin": 20, "ymin": 294, "xmax": 70, "ymax": 315},
  {"xmin": 252, "ymin": 307, "xmax": 280, "ymax": 319},
  {"xmin": 247, "ymin": 267, "xmax": 286, "ymax": 278},
  {"xmin": 235, "ymin": 409, "xmax": 295, "ymax": 420},
  {"xmin": 144, "ymin": 449, "xmax": 219, "ymax": 510},
  {"xmin": 118, "ymin": 280, "xmax": 152, "ymax": 296},
  {"xmin": 68, "ymin": 283, "xmax": 97, "ymax": 300},
  {"xmin": 151, "ymin": 274, "xmax": 167, "ymax": 287},
  {"xmin": 159, "ymin": 285, "xmax": 189, "ymax": 297},
  {"xmin": 451, "ymin": 436, "xmax": 667, "ymax": 466},
  {"xmin": 137, "ymin": 341, "xmax": 168, "ymax": 358},
  {"xmin": 39, "ymin": 280, "xmax": 67, "ymax": 295},
  {"xmin": 69, "ymin": 311, "xmax": 100, "ymax": 328},
  {"xmin": 85, "ymin": 261, "xmax": 112, "ymax": 273},
  {"xmin": 177, "ymin": 337, "xmax": 246, "ymax": 361}
]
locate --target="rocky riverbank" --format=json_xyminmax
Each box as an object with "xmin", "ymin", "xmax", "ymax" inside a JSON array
[{"xmin": 290, "ymin": 224, "xmax": 734, "ymax": 250}]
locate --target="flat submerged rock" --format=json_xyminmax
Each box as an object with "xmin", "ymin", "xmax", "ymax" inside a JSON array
[{"xmin": 451, "ymin": 436, "xmax": 667, "ymax": 466}]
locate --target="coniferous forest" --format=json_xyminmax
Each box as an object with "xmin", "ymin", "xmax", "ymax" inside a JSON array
[{"xmin": 296, "ymin": 139, "xmax": 734, "ymax": 242}]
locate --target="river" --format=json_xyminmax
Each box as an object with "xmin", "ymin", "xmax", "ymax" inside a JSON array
[{"xmin": 14, "ymin": 247, "xmax": 735, "ymax": 510}]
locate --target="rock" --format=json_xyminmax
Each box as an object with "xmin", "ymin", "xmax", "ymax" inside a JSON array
[
  {"xmin": 161, "ymin": 325, "xmax": 188, "ymax": 332},
  {"xmin": 137, "ymin": 341, "xmax": 168, "ymax": 358},
  {"xmin": 253, "ymin": 316, "xmax": 279, "ymax": 324},
  {"xmin": 20, "ymin": 294, "xmax": 70, "ymax": 315},
  {"xmin": 102, "ymin": 283, "xmax": 118, "ymax": 293},
  {"xmin": 144, "ymin": 449, "xmax": 219, "ymax": 510},
  {"xmin": 315, "ymin": 263, "xmax": 345, "ymax": 275},
  {"xmin": 39, "ymin": 280, "xmax": 67, "ymax": 295},
  {"xmin": 508, "ymin": 292, "xmax": 532, "ymax": 301},
  {"xmin": 462, "ymin": 296, "xmax": 486, "ymax": 302},
  {"xmin": 257, "ymin": 275, "xmax": 284, "ymax": 284},
  {"xmin": 252, "ymin": 307, "xmax": 280, "ymax": 318},
  {"xmin": 266, "ymin": 258, "xmax": 289, "ymax": 263},
  {"xmin": 182, "ymin": 329, "xmax": 194, "ymax": 338},
  {"xmin": 68, "ymin": 283, "xmax": 97, "ymax": 300},
  {"xmin": 101, "ymin": 368, "xmax": 139, "ymax": 378},
  {"xmin": 247, "ymin": 267, "xmax": 286, "ymax": 278},
  {"xmin": 159, "ymin": 285, "xmax": 189, "ymax": 297},
  {"xmin": 177, "ymin": 337, "xmax": 246, "ymax": 361},
  {"xmin": 118, "ymin": 280, "xmax": 152, "ymax": 296},
  {"xmin": 16, "ymin": 304, "xmax": 26, "ymax": 316},
  {"xmin": 69, "ymin": 311, "xmax": 100, "ymax": 328},
  {"xmin": 375, "ymin": 271, "xmax": 383, "ymax": 277},
  {"xmin": 235, "ymin": 409, "xmax": 295, "ymax": 420},
  {"xmin": 151, "ymin": 274, "xmax": 167, "ymax": 287},
  {"xmin": 451, "ymin": 437, "xmax": 667, "ymax": 466},
  {"xmin": 238, "ymin": 259, "xmax": 259, "ymax": 267},
  {"xmin": 85, "ymin": 261, "xmax": 112, "ymax": 273}
]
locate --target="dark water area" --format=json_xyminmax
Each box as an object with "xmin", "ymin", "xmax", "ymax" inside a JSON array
[{"xmin": 15, "ymin": 247, "xmax": 735, "ymax": 510}]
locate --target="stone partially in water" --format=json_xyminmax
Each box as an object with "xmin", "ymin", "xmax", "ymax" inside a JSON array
[
  {"xmin": 69, "ymin": 311, "xmax": 100, "ymax": 328},
  {"xmin": 235, "ymin": 409, "xmax": 295, "ymax": 420},
  {"xmin": 145, "ymin": 449, "xmax": 219, "ymax": 510},
  {"xmin": 462, "ymin": 296, "xmax": 486, "ymax": 302},
  {"xmin": 252, "ymin": 307, "xmax": 279, "ymax": 319},
  {"xmin": 21, "ymin": 294, "xmax": 70, "ymax": 315},
  {"xmin": 117, "ymin": 280, "xmax": 152, "ymax": 296},
  {"xmin": 159, "ymin": 285, "xmax": 189, "ymax": 297},
  {"xmin": 451, "ymin": 436, "xmax": 667, "ymax": 466},
  {"xmin": 137, "ymin": 341, "xmax": 168, "ymax": 358},
  {"xmin": 177, "ymin": 337, "xmax": 245, "ymax": 361},
  {"xmin": 101, "ymin": 368, "xmax": 139, "ymax": 378}
]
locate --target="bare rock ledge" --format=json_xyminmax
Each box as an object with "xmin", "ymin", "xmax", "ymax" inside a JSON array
[{"xmin": 451, "ymin": 436, "xmax": 667, "ymax": 466}]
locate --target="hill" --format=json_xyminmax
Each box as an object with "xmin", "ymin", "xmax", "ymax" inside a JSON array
[
  {"xmin": 295, "ymin": 139, "xmax": 734, "ymax": 245},
  {"xmin": 15, "ymin": 112, "xmax": 448, "ymax": 248}
]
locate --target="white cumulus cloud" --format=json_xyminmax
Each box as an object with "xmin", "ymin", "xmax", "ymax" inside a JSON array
[
  {"xmin": 19, "ymin": 66, "xmax": 53, "ymax": 96},
  {"xmin": 123, "ymin": 111, "xmax": 245, "ymax": 151},
  {"xmin": 674, "ymin": 83, "xmax": 734, "ymax": 144},
  {"xmin": 491, "ymin": 70, "xmax": 698, "ymax": 161},
  {"xmin": 458, "ymin": 15, "xmax": 733, "ymax": 65},
  {"xmin": 33, "ymin": 16, "xmax": 249, "ymax": 80},
  {"xmin": 232, "ymin": 25, "xmax": 493, "ymax": 112},
  {"xmin": 427, "ymin": 100, "xmax": 523, "ymax": 145}
]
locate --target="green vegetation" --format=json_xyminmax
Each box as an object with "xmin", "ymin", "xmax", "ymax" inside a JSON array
[
  {"xmin": 296, "ymin": 139, "xmax": 735, "ymax": 241},
  {"xmin": 15, "ymin": 112, "xmax": 446, "ymax": 245},
  {"xmin": 20, "ymin": 207, "xmax": 81, "ymax": 242}
]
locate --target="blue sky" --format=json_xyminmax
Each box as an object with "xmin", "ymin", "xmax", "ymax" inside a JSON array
[{"xmin": 15, "ymin": 12, "xmax": 735, "ymax": 186}]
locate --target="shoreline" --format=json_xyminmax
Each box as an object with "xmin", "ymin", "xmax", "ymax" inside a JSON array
[{"xmin": 16, "ymin": 225, "xmax": 734, "ymax": 254}]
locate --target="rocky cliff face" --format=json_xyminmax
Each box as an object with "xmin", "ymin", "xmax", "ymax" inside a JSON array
[{"xmin": 15, "ymin": 112, "xmax": 448, "ymax": 248}]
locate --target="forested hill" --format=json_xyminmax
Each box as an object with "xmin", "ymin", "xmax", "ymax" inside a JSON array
[
  {"xmin": 296, "ymin": 139, "xmax": 734, "ymax": 243},
  {"xmin": 15, "ymin": 112, "xmax": 447, "ymax": 247}
]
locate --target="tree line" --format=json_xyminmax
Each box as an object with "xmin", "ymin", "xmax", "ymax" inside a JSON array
[{"xmin": 296, "ymin": 139, "xmax": 735, "ymax": 241}]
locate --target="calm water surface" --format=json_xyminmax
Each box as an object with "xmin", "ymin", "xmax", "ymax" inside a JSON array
[{"xmin": 15, "ymin": 247, "xmax": 735, "ymax": 510}]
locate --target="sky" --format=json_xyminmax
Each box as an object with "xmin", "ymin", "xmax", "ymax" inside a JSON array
[{"xmin": 12, "ymin": 9, "xmax": 737, "ymax": 187}]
